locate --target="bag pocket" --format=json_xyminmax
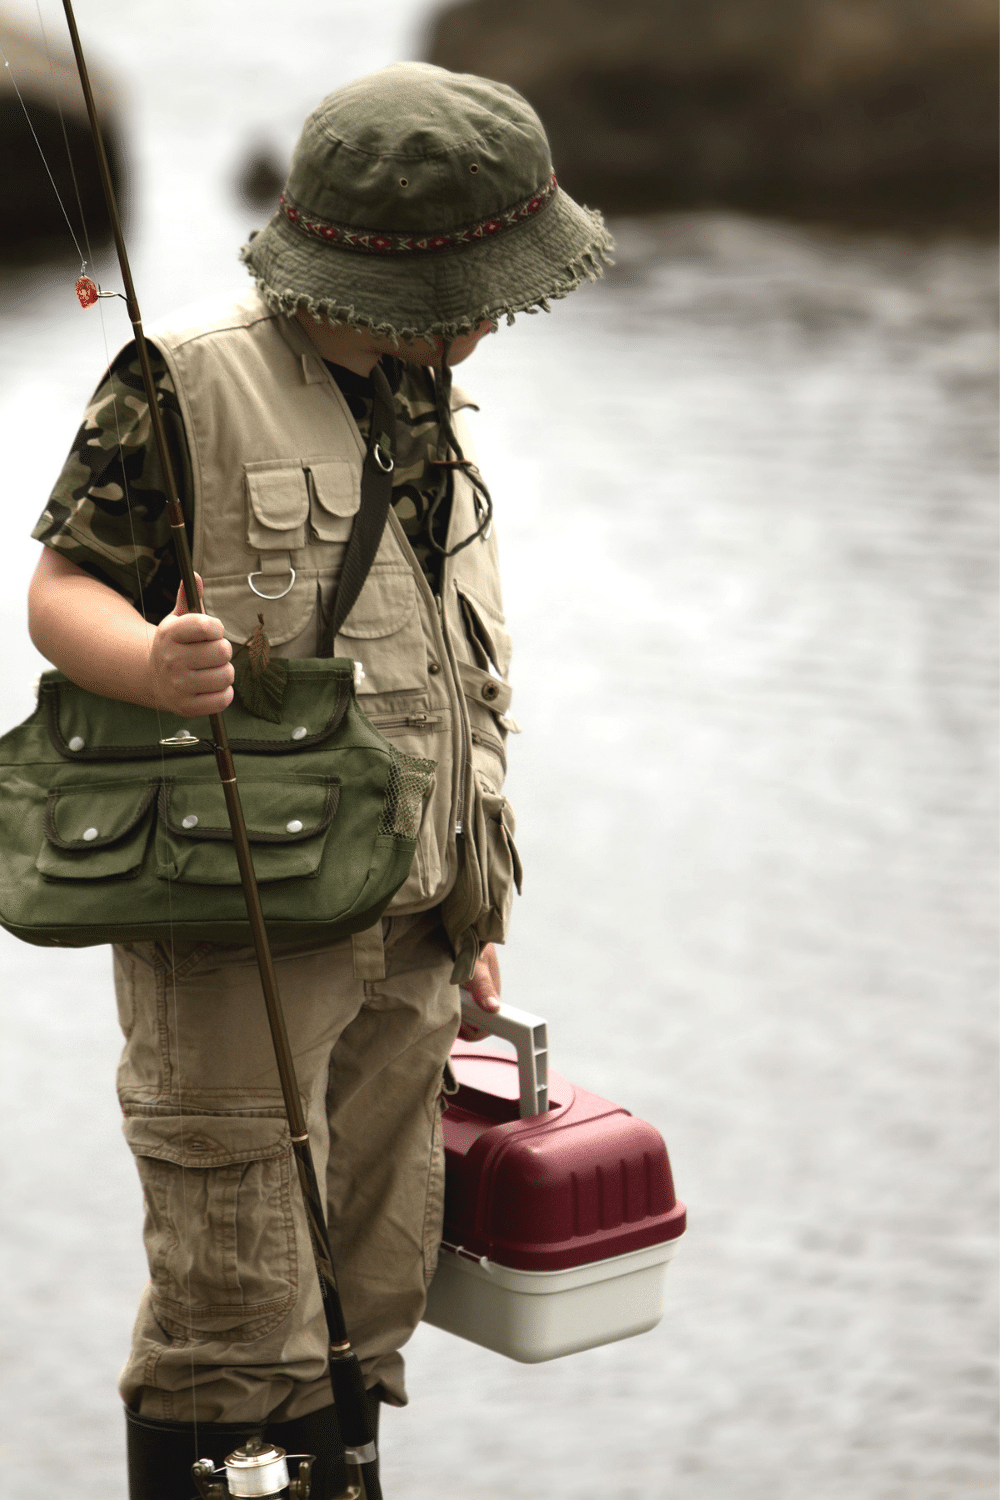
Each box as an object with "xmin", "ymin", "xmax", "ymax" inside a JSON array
[
  {"xmin": 122, "ymin": 1111, "xmax": 298, "ymax": 1342},
  {"xmin": 156, "ymin": 774, "xmax": 340, "ymax": 885},
  {"xmin": 37, "ymin": 779, "xmax": 157, "ymax": 881}
]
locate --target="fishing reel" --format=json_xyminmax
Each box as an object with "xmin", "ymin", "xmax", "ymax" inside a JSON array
[
  {"xmin": 191, "ymin": 1438, "xmax": 364, "ymax": 1500},
  {"xmin": 191, "ymin": 1437, "xmax": 318, "ymax": 1500}
]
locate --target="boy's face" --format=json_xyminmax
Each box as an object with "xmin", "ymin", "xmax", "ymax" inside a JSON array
[
  {"xmin": 408, "ymin": 321, "xmax": 493, "ymax": 367},
  {"xmin": 295, "ymin": 309, "xmax": 492, "ymax": 376},
  {"xmin": 353, "ymin": 319, "xmax": 493, "ymax": 368}
]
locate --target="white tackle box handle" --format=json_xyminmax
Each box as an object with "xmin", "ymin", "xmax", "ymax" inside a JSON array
[{"xmin": 459, "ymin": 994, "xmax": 549, "ymax": 1119}]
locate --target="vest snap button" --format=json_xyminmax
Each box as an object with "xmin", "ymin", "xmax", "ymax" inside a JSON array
[
  {"xmin": 182, "ymin": 814, "xmax": 199, "ymax": 829},
  {"xmin": 481, "ymin": 682, "xmax": 499, "ymax": 701},
  {"xmin": 69, "ymin": 735, "xmax": 85, "ymax": 751},
  {"xmin": 428, "ymin": 660, "xmax": 441, "ymax": 675},
  {"xmin": 82, "ymin": 827, "xmax": 99, "ymax": 842},
  {"xmin": 291, "ymin": 726, "xmax": 308, "ymax": 740},
  {"xmin": 286, "ymin": 819, "xmax": 304, "ymax": 834}
]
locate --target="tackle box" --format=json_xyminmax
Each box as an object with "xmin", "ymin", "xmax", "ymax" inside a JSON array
[{"xmin": 423, "ymin": 998, "xmax": 686, "ymax": 1362}]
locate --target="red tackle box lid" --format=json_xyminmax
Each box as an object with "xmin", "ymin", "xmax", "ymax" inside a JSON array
[{"xmin": 442, "ymin": 1043, "xmax": 686, "ymax": 1273}]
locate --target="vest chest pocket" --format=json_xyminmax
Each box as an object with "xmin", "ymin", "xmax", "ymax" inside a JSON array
[
  {"xmin": 308, "ymin": 457, "xmax": 361, "ymax": 543},
  {"xmin": 246, "ymin": 460, "xmax": 310, "ymax": 552}
]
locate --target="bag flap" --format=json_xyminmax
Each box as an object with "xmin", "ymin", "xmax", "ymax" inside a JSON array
[
  {"xmin": 224, "ymin": 662, "xmax": 354, "ymax": 749},
  {"xmin": 122, "ymin": 1111, "xmax": 290, "ymax": 1167},
  {"xmin": 45, "ymin": 779, "xmax": 158, "ymax": 849},
  {"xmin": 308, "ymin": 457, "xmax": 361, "ymax": 518},
  {"xmin": 42, "ymin": 663, "xmax": 354, "ymax": 760},
  {"xmin": 338, "ymin": 569, "xmax": 417, "ymax": 640},
  {"xmin": 161, "ymin": 774, "xmax": 339, "ymax": 842},
  {"xmin": 245, "ymin": 461, "xmax": 310, "ymax": 530}
]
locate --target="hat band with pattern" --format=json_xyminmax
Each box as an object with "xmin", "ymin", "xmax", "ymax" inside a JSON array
[{"xmin": 278, "ymin": 172, "xmax": 559, "ymax": 257}]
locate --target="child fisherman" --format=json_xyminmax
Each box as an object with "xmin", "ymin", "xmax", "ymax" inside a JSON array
[{"xmin": 27, "ymin": 62, "xmax": 611, "ymax": 1499}]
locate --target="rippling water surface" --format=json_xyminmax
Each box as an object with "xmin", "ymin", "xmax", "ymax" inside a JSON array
[{"xmin": 0, "ymin": 3, "xmax": 996, "ymax": 1497}]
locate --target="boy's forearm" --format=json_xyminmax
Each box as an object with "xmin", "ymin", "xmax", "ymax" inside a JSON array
[
  {"xmin": 28, "ymin": 548, "xmax": 234, "ymax": 717},
  {"xmin": 29, "ymin": 548, "xmax": 161, "ymax": 706}
]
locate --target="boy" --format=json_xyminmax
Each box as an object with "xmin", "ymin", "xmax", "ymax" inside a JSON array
[{"xmin": 27, "ymin": 61, "xmax": 611, "ymax": 1499}]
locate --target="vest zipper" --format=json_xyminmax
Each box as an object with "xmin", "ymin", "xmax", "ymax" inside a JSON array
[
  {"xmin": 436, "ymin": 591, "xmax": 469, "ymax": 836},
  {"xmin": 369, "ymin": 712, "xmax": 442, "ymax": 732},
  {"xmin": 381, "ymin": 509, "xmax": 469, "ymax": 852}
]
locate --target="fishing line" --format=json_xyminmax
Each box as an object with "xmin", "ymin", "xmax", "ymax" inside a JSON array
[
  {"xmin": 25, "ymin": 0, "xmax": 203, "ymax": 1452},
  {"xmin": 0, "ymin": 24, "xmax": 87, "ymax": 271},
  {"xmin": 33, "ymin": 9, "xmax": 387, "ymax": 1490},
  {"xmin": 34, "ymin": 0, "xmax": 95, "ymax": 270}
]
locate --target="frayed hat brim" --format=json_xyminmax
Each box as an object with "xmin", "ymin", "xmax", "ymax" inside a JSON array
[{"xmin": 240, "ymin": 188, "xmax": 613, "ymax": 345}]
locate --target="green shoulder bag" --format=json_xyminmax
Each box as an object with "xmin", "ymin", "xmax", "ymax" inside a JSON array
[{"xmin": 0, "ymin": 659, "xmax": 433, "ymax": 948}]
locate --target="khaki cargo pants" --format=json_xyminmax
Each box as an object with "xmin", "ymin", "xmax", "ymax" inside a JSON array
[{"xmin": 113, "ymin": 910, "xmax": 460, "ymax": 1423}]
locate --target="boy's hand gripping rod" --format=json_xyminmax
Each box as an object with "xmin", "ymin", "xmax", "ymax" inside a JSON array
[{"xmin": 60, "ymin": 5, "xmax": 380, "ymax": 1496}]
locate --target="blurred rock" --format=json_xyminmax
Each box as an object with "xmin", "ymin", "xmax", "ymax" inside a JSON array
[
  {"xmin": 236, "ymin": 146, "xmax": 286, "ymax": 211},
  {"xmin": 425, "ymin": 0, "xmax": 998, "ymax": 230},
  {"xmin": 0, "ymin": 11, "xmax": 125, "ymax": 262}
]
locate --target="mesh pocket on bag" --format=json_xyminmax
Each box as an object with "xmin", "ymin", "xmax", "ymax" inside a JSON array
[{"xmin": 378, "ymin": 750, "xmax": 435, "ymax": 839}]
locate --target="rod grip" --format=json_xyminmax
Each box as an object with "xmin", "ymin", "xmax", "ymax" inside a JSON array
[{"xmin": 328, "ymin": 1351, "xmax": 376, "ymax": 1450}]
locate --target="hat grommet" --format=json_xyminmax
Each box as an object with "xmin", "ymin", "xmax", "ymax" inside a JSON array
[{"xmin": 469, "ymin": 162, "xmax": 479, "ymax": 174}]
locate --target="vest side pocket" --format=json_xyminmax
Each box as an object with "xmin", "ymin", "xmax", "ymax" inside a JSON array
[
  {"xmin": 455, "ymin": 582, "xmax": 513, "ymax": 679},
  {"xmin": 334, "ymin": 568, "xmax": 429, "ymax": 697},
  {"xmin": 471, "ymin": 783, "xmax": 522, "ymax": 947},
  {"xmin": 442, "ymin": 775, "xmax": 522, "ymax": 963},
  {"xmin": 335, "ymin": 567, "xmax": 444, "ymax": 906}
]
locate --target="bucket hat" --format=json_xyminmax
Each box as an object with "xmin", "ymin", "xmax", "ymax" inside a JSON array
[{"xmin": 241, "ymin": 62, "xmax": 613, "ymax": 344}]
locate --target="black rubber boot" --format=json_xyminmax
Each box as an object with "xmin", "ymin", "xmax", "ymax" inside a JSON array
[
  {"xmin": 125, "ymin": 1407, "xmax": 265, "ymax": 1500},
  {"xmin": 266, "ymin": 1390, "xmax": 382, "ymax": 1500}
]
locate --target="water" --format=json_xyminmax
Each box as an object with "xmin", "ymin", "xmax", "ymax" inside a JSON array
[{"xmin": 0, "ymin": 3, "xmax": 996, "ymax": 1496}]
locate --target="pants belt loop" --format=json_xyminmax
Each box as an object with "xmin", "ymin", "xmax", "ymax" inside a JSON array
[{"xmin": 352, "ymin": 921, "xmax": 386, "ymax": 981}]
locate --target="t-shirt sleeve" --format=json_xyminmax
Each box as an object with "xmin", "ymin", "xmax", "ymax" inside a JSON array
[{"xmin": 31, "ymin": 343, "xmax": 192, "ymax": 625}]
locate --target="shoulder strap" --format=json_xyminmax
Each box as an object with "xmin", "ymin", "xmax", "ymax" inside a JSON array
[{"xmin": 320, "ymin": 362, "xmax": 397, "ymax": 657}]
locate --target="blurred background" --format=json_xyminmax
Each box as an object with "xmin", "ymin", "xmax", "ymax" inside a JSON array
[{"xmin": 0, "ymin": 2, "xmax": 996, "ymax": 1497}]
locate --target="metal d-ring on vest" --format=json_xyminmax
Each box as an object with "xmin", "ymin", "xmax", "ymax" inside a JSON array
[
  {"xmin": 61, "ymin": 4, "xmax": 387, "ymax": 1497},
  {"xmin": 248, "ymin": 565, "xmax": 297, "ymax": 600}
]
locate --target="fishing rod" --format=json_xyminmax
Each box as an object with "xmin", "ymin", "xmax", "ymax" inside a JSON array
[{"xmin": 58, "ymin": 4, "xmax": 380, "ymax": 1496}]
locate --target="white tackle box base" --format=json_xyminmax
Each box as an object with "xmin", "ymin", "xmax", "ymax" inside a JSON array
[{"xmin": 423, "ymin": 1237, "xmax": 681, "ymax": 1363}]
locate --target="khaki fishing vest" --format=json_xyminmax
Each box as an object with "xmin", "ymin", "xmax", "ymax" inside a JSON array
[{"xmin": 149, "ymin": 289, "xmax": 519, "ymax": 962}]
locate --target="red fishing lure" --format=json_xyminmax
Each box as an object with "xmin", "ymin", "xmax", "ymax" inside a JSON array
[{"xmin": 74, "ymin": 274, "xmax": 99, "ymax": 308}]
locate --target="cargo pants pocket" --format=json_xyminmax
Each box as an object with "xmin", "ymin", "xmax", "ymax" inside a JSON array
[{"xmin": 122, "ymin": 1112, "xmax": 298, "ymax": 1343}]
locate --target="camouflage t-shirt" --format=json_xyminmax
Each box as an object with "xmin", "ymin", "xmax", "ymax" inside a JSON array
[{"xmin": 32, "ymin": 344, "xmax": 453, "ymax": 623}]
